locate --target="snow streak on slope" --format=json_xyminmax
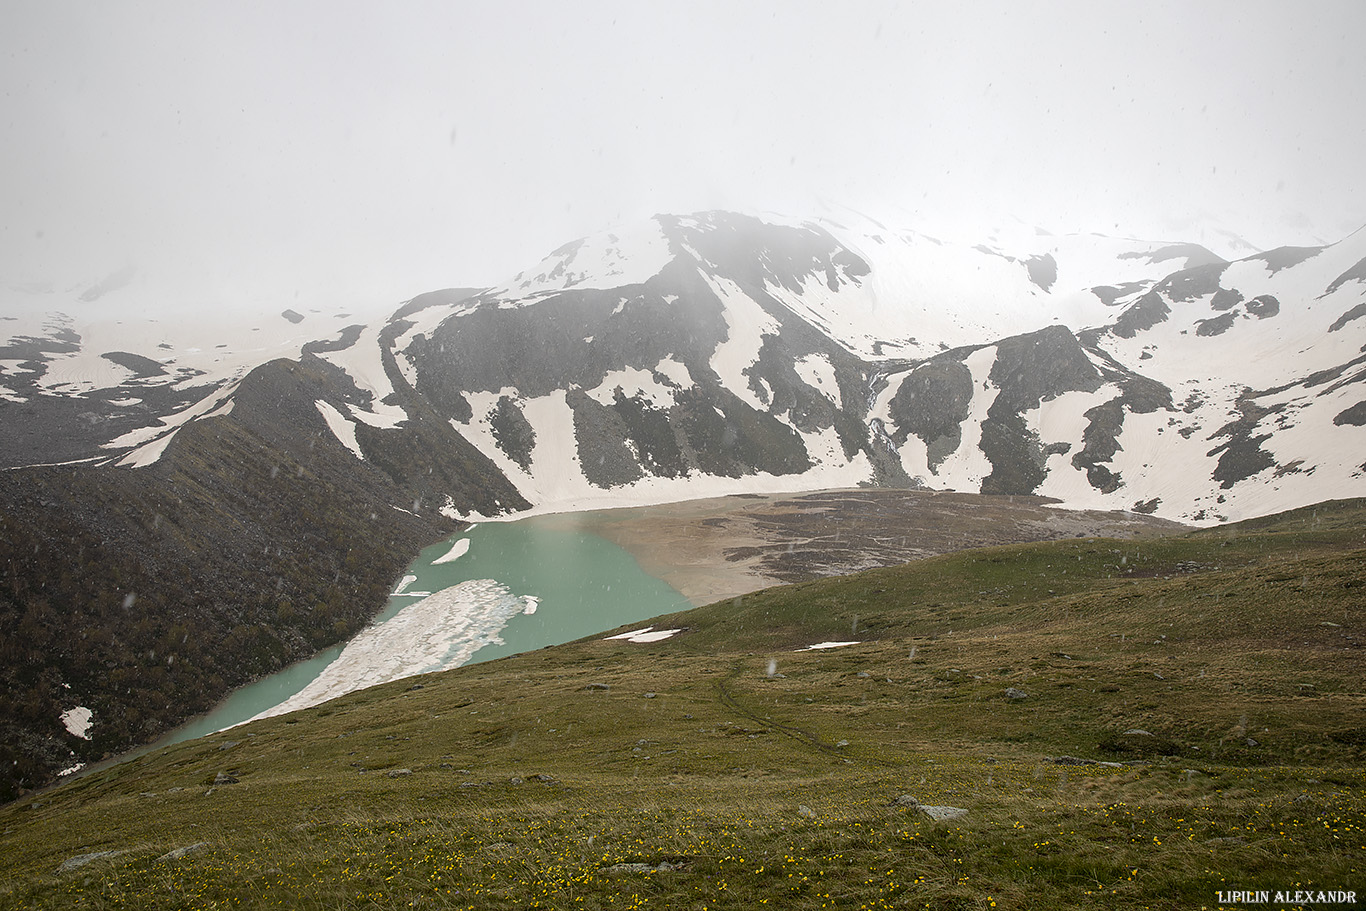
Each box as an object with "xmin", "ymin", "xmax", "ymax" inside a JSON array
[{"xmin": 312, "ymin": 323, "xmax": 409, "ymax": 428}]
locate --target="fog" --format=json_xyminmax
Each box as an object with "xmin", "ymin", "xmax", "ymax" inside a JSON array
[{"xmin": 3, "ymin": 1, "xmax": 1364, "ymax": 316}]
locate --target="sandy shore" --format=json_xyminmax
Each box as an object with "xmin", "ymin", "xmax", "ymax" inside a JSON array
[{"xmin": 536, "ymin": 488, "xmax": 1186, "ymax": 607}]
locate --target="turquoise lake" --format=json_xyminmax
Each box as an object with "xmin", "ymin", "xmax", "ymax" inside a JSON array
[{"xmin": 151, "ymin": 512, "xmax": 691, "ymax": 748}]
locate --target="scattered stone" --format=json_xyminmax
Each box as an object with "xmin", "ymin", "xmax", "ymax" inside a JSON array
[
  {"xmin": 856, "ymin": 671, "xmax": 871, "ymax": 678},
  {"xmin": 509, "ymin": 776, "xmax": 524, "ymax": 785},
  {"xmin": 1245, "ymin": 738, "xmax": 1259, "ymax": 748},
  {"xmin": 1051, "ymin": 756, "xmax": 1126, "ymax": 768},
  {"xmin": 1005, "ymin": 687, "xmax": 1029, "ymax": 700},
  {"xmin": 158, "ymin": 842, "xmax": 209, "ymax": 862},
  {"xmin": 533, "ymin": 774, "xmax": 557, "ymax": 783},
  {"xmin": 798, "ymin": 805, "xmax": 817, "ymax": 819},
  {"xmin": 585, "ymin": 683, "xmax": 611, "ymax": 691},
  {"xmin": 387, "ymin": 768, "xmax": 413, "ymax": 778},
  {"xmin": 836, "ymin": 740, "xmax": 850, "ymax": 748},
  {"xmin": 605, "ymin": 861, "xmax": 683, "ymax": 874},
  {"xmin": 218, "ymin": 741, "xmax": 240, "ymax": 752},
  {"xmin": 213, "ymin": 772, "xmax": 238, "ymax": 785},
  {"xmin": 1123, "ymin": 729, "xmax": 1153, "ymax": 737},
  {"xmin": 919, "ymin": 805, "xmax": 969, "ymax": 821},
  {"xmin": 60, "ymin": 850, "xmax": 125, "ymax": 872},
  {"xmin": 892, "ymin": 795, "xmax": 920, "ymax": 808},
  {"xmin": 642, "ymin": 692, "xmax": 657, "ymax": 699}
]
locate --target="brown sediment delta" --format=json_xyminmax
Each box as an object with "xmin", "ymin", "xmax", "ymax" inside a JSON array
[{"xmin": 536, "ymin": 488, "xmax": 1186, "ymax": 607}]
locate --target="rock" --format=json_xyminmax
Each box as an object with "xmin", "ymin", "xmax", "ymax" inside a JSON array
[
  {"xmin": 1005, "ymin": 687, "xmax": 1028, "ymax": 700},
  {"xmin": 217, "ymin": 741, "xmax": 240, "ymax": 752},
  {"xmin": 158, "ymin": 842, "xmax": 209, "ymax": 862},
  {"xmin": 387, "ymin": 768, "xmax": 413, "ymax": 778},
  {"xmin": 919, "ymin": 805, "xmax": 969, "ymax": 821},
  {"xmin": 642, "ymin": 692, "xmax": 657, "ymax": 699},
  {"xmin": 1123, "ymin": 730, "xmax": 1153, "ymax": 737},
  {"xmin": 213, "ymin": 772, "xmax": 238, "ymax": 785},
  {"xmin": 605, "ymin": 861, "xmax": 682, "ymax": 874},
  {"xmin": 509, "ymin": 776, "xmax": 524, "ymax": 785},
  {"xmin": 798, "ymin": 805, "xmax": 817, "ymax": 819},
  {"xmin": 585, "ymin": 683, "xmax": 611, "ymax": 691},
  {"xmin": 892, "ymin": 795, "xmax": 920, "ymax": 808},
  {"xmin": 835, "ymin": 739, "xmax": 850, "ymax": 748},
  {"xmin": 60, "ymin": 850, "xmax": 125, "ymax": 872}
]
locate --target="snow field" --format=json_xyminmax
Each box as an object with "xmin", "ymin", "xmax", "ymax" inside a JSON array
[
  {"xmin": 314, "ymin": 400, "xmax": 364, "ymax": 460},
  {"xmin": 495, "ymin": 218, "xmax": 674, "ymax": 300}
]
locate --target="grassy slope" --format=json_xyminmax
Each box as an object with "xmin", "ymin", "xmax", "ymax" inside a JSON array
[{"xmin": 1, "ymin": 500, "xmax": 1363, "ymax": 910}]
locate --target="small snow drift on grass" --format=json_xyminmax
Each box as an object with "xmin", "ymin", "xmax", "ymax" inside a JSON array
[
  {"xmin": 604, "ymin": 626, "xmax": 682, "ymax": 643},
  {"xmin": 797, "ymin": 641, "xmax": 861, "ymax": 651}
]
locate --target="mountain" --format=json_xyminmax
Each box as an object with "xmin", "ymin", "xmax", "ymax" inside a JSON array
[
  {"xmin": 8, "ymin": 211, "xmax": 1363, "ymax": 524},
  {"xmin": 2, "ymin": 210, "xmax": 1364, "ymax": 798}
]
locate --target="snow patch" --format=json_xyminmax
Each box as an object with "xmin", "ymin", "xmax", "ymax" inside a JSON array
[
  {"xmin": 794, "ymin": 353, "xmax": 841, "ymax": 407},
  {"xmin": 704, "ymin": 273, "xmax": 781, "ymax": 410},
  {"xmin": 315, "ymin": 400, "xmax": 364, "ymax": 459},
  {"xmin": 495, "ymin": 219, "xmax": 674, "ymax": 300},
  {"xmin": 798, "ymin": 641, "xmax": 861, "ymax": 651},
  {"xmin": 110, "ymin": 381, "xmax": 241, "ymax": 468},
  {"xmin": 604, "ymin": 626, "xmax": 682, "ymax": 643},
  {"xmin": 61, "ymin": 706, "xmax": 94, "ymax": 740}
]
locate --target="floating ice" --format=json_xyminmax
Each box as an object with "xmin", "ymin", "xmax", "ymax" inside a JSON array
[
  {"xmin": 432, "ymin": 538, "xmax": 471, "ymax": 565},
  {"xmin": 250, "ymin": 579, "xmax": 532, "ymax": 722}
]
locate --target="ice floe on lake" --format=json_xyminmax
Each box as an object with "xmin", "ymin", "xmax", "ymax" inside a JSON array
[
  {"xmin": 249, "ymin": 579, "xmax": 532, "ymax": 722},
  {"xmin": 432, "ymin": 537, "xmax": 471, "ymax": 565}
]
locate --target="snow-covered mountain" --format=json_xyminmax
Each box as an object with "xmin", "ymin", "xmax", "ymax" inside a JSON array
[{"xmin": 4, "ymin": 210, "xmax": 1365, "ymax": 524}]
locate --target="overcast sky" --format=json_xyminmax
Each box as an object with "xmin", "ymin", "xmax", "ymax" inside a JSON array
[{"xmin": 4, "ymin": 1, "xmax": 1365, "ymax": 314}]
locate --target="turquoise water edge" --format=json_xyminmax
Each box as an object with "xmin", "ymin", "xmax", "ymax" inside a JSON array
[{"xmin": 152, "ymin": 512, "xmax": 690, "ymax": 749}]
